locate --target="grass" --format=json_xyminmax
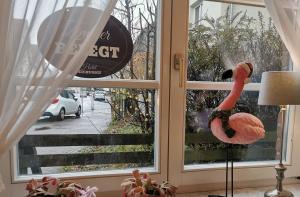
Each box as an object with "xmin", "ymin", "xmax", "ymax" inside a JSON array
[
  {"xmin": 62, "ymin": 119, "xmax": 154, "ymax": 172},
  {"xmin": 62, "ymin": 163, "xmax": 153, "ymax": 173},
  {"xmin": 105, "ymin": 119, "xmax": 145, "ymax": 134}
]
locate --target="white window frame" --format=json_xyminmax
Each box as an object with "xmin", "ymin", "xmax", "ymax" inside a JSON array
[
  {"xmin": 3, "ymin": 0, "xmax": 300, "ymax": 196},
  {"xmin": 168, "ymin": 0, "xmax": 300, "ymax": 192},
  {"xmin": 5, "ymin": 0, "xmax": 174, "ymax": 196}
]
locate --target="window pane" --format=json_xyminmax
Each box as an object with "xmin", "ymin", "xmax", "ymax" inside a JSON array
[
  {"xmin": 17, "ymin": 87, "xmax": 157, "ymax": 176},
  {"xmin": 188, "ymin": 1, "xmax": 291, "ymax": 82},
  {"xmin": 195, "ymin": 6, "xmax": 200, "ymax": 26},
  {"xmin": 74, "ymin": 0, "xmax": 159, "ymax": 80},
  {"xmin": 185, "ymin": 90, "xmax": 280, "ymax": 165}
]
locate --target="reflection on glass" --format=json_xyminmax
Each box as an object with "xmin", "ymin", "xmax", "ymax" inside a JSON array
[
  {"xmin": 188, "ymin": 1, "xmax": 290, "ymax": 82},
  {"xmin": 17, "ymin": 88, "xmax": 156, "ymax": 175},
  {"xmin": 185, "ymin": 90, "xmax": 280, "ymax": 165}
]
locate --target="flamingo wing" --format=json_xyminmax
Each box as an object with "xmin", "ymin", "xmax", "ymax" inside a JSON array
[
  {"xmin": 210, "ymin": 112, "xmax": 265, "ymax": 144},
  {"xmin": 229, "ymin": 112, "xmax": 265, "ymax": 144}
]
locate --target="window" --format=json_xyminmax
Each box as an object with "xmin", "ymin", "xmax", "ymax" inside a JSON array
[
  {"xmin": 192, "ymin": 1, "xmax": 203, "ymax": 26},
  {"xmin": 7, "ymin": 0, "xmax": 300, "ymax": 195},
  {"xmin": 195, "ymin": 6, "xmax": 200, "ymax": 25},
  {"xmin": 185, "ymin": 1, "xmax": 291, "ymax": 167},
  {"xmin": 13, "ymin": 0, "xmax": 170, "ymax": 192},
  {"xmin": 168, "ymin": 0, "xmax": 299, "ymax": 188},
  {"xmin": 185, "ymin": 90, "xmax": 281, "ymax": 165},
  {"xmin": 17, "ymin": 87, "xmax": 158, "ymax": 176}
]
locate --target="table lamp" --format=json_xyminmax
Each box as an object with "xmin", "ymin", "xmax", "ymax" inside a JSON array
[{"xmin": 258, "ymin": 71, "xmax": 300, "ymax": 197}]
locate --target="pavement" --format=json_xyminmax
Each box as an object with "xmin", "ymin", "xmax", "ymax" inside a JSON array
[
  {"xmin": 28, "ymin": 96, "xmax": 111, "ymax": 135},
  {"xmin": 24, "ymin": 96, "xmax": 112, "ymax": 174}
]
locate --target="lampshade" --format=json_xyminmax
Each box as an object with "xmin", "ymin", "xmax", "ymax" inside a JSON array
[{"xmin": 258, "ymin": 71, "xmax": 300, "ymax": 105}]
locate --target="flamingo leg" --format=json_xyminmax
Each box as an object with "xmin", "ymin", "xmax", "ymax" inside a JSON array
[
  {"xmin": 231, "ymin": 144, "xmax": 234, "ymax": 197},
  {"xmin": 226, "ymin": 143, "xmax": 229, "ymax": 197},
  {"xmin": 208, "ymin": 143, "xmax": 233, "ymax": 197}
]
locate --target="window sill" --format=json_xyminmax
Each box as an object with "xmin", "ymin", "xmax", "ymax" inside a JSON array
[
  {"xmin": 12, "ymin": 167, "xmax": 157, "ymax": 184},
  {"xmin": 184, "ymin": 160, "xmax": 290, "ymax": 172}
]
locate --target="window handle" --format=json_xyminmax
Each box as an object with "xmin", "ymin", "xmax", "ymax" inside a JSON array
[{"xmin": 174, "ymin": 54, "xmax": 185, "ymax": 88}]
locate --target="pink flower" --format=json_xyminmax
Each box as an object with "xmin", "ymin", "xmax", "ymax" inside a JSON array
[
  {"xmin": 84, "ymin": 186, "xmax": 98, "ymax": 197},
  {"xmin": 25, "ymin": 177, "xmax": 98, "ymax": 197},
  {"xmin": 26, "ymin": 179, "xmax": 38, "ymax": 192},
  {"xmin": 73, "ymin": 186, "xmax": 98, "ymax": 197}
]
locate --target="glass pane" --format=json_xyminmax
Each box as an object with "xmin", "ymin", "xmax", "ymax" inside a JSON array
[
  {"xmin": 74, "ymin": 0, "xmax": 159, "ymax": 80},
  {"xmin": 188, "ymin": 1, "xmax": 291, "ymax": 82},
  {"xmin": 17, "ymin": 87, "xmax": 157, "ymax": 176},
  {"xmin": 185, "ymin": 90, "xmax": 280, "ymax": 165}
]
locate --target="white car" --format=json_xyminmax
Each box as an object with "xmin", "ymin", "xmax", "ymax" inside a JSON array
[
  {"xmin": 43, "ymin": 90, "xmax": 81, "ymax": 120},
  {"xmin": 94, "ymin": 90, "xmax": 105, "ymax": 101}
]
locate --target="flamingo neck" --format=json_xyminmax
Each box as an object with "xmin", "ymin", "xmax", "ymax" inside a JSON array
[{"xmin": 218, "ymin": 78, "xmax": 245, "ymax": 110}]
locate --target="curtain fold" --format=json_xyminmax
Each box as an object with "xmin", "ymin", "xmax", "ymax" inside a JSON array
[
  {"xmin": 0, "ymin": 0, "xmax": 117, "ymax": 191},
  {"xmin": 264, "ymin": 0, "xmax": 300, "ymax": 69}
]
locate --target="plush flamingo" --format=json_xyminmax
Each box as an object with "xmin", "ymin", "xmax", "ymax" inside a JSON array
[
  {"xmin": 208, "ymin": 62, "xmax": 265, "ymax": 197},
  {"xmin": 209, "ymin": 62, "xmax": 265, "ymax": 144}
]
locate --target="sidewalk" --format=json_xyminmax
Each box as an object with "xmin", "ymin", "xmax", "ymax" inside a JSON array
[
  {"xmin": 28, "ymin": 97, "xmax": 111, "ymax": 135},
  {"xmin": 24, "ymin": 97, "xmax": 112, "ymax": 174}
]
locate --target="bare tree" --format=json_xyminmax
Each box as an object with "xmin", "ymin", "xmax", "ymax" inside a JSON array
[{"xmin": 106, "ymin": 0, "xmax": 157, "ymax": 134}]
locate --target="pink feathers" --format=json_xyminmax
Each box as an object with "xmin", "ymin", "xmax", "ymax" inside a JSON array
[
  {"xmin": 209, "ymin": 62, "xmax": 265, "ymax": 145},
  {"xmin": 211, "ymin": 113, "xmax": 265, "ymax": 144}
]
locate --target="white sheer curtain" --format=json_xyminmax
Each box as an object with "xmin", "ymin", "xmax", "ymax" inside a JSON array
[
  {"xmin": 0, "ymin": 0, "xmax": 117, "ymax": 191},
  {"xmin": 264, "ymin": 0, "xmax": 300, "ymax": 69}
]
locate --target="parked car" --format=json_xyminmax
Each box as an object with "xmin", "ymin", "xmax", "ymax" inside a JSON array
[
  {"xmin": 43, "ymin": 90, "xmax": 81, "ymax": 120},
  {"xmin": 68, "ymin": 89, "xmax": 76, "ymax": 94},
  {"xmin": 94, "ymin": 90, "xmax": 105, "ymax": 101}
]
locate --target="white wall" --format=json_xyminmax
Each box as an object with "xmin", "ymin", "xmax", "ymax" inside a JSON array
[{"xmin": 189, "ymin": 0, "xmax": 270, "ymax": 28}]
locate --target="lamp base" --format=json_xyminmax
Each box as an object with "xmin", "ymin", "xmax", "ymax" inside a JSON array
[
  {"xmin": 264, "ymin": 189, "xmax": 294, "ymax": 197},
  {"xmin": 264, "ymin": 164, "xmax": 293, "ymax": 197}
]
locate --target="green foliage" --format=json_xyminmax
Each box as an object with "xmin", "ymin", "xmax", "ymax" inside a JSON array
[
  {"xmin": 107, "ymin": 88, "xmax": 155, "ymax": 134},
  {"xmin": 62, "ymin": 163, "xmax": 151, "ymax": 173},
  {"xmin": 186, "ymin": 6, "xmax": 286, "ymax": 136},
  {"xmin": 106, "ymin": 119, "xmax": 144, "ymax": 134},
  {"xmin": 187, "ymin": 6, "xmax": 288, "ymax": 114}
]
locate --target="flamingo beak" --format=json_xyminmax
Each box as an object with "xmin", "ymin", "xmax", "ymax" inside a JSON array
[{"xmin": 222, "ymin": 69, "xmax": 233, "ymax": 80}]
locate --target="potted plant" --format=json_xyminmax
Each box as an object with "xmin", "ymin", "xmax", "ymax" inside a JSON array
[
  {"xmin": 25, "ymin": 176, "xmax": 98, "ymax": 197},
  {"xmin": 121, "ymin": 170, "xmax": 177, "ymax": 197}
]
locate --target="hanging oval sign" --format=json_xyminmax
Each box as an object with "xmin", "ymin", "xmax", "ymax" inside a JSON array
[
  {"xmin": 37, "ymin": 7, "xmax": 133, "ymax": 78},
  {"xmin": 77, "ymin": 15, "xmax": 133, "ymax": 78}
]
